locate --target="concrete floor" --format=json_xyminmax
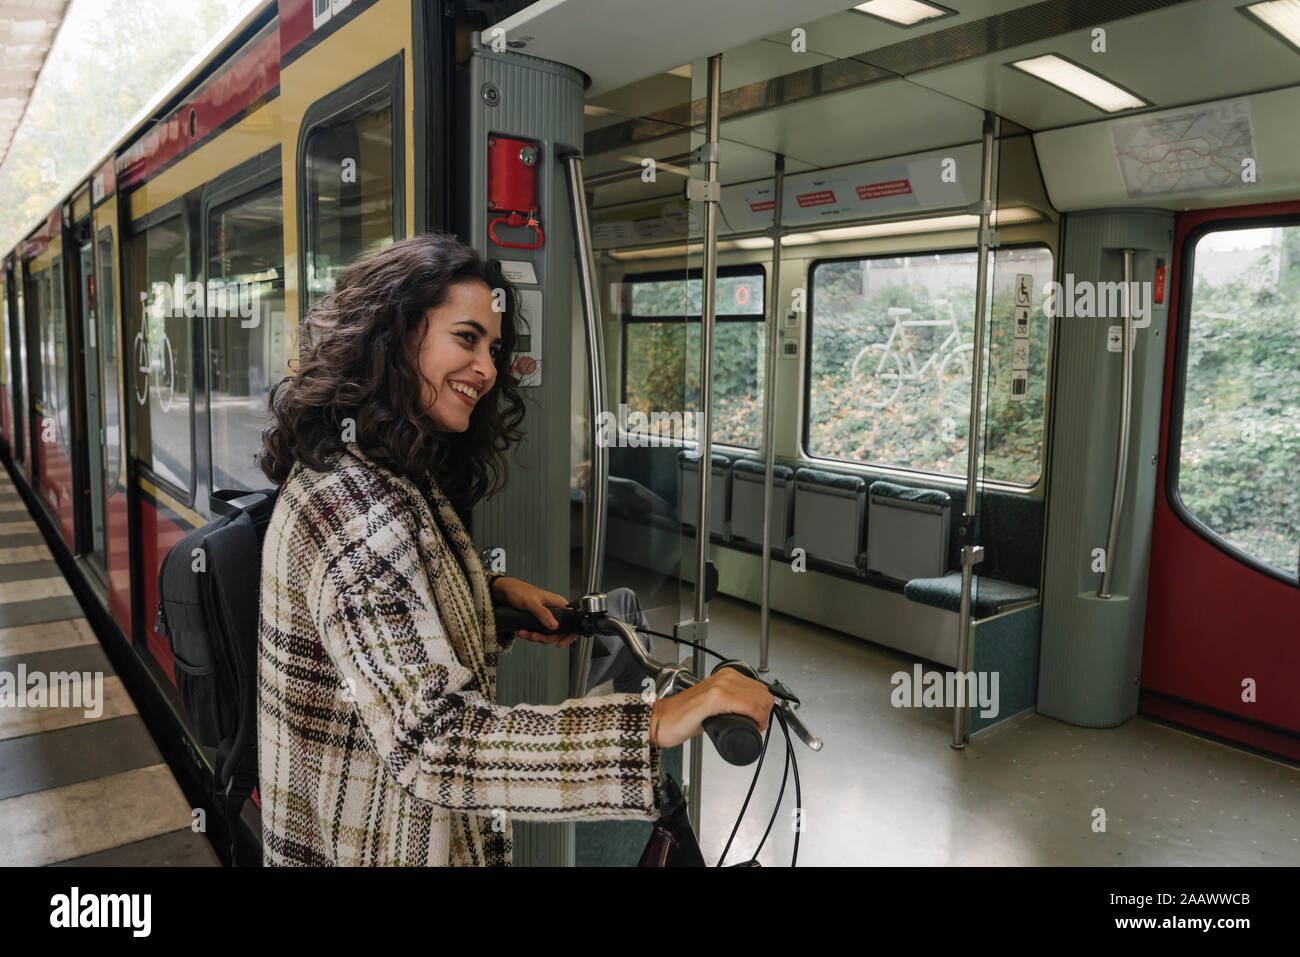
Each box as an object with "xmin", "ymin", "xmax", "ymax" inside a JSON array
[
  {"xmin": 590, "ymin": 556, "xmax": 1300, "ymax": 867},
  {"xmin": 0, "ymin": 471, "xmax": 218, "ymax": 867}
]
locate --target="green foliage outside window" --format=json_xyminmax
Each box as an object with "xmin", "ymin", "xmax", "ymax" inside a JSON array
[
  {"xmin": 1179, "ymin": 225, "xmax": 1300, "ymax": 576},
  {"xmin": 623, "ymin": 272, "xmax": 765, "ymax": 447}
]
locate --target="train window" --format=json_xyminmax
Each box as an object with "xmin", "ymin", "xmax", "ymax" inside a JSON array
[
  {"xmin": 806, "ymin": 245, "xmax": 1052, "ymax": 485},
  {"xmin": 621, "ymin": 268, "xmax": 765, "ymax": 449},
  {"xmin": 127, "ymin": 215, "xmax": 193, "ymax": 495},
  {"xmin": 32, "ymin": 265, "xmax": 64, "ymax": 450},
  {"xmin": 96, "ymin": 229, "xmax": 121, "ymax": 496},
  {"xmin": 1174, "ymin": 222, "xmax": 1300, "ymax": 580},
  {"xmin": 206, "ymin": 183, "xmax": 283, "ymax": 493},
  {"xmin": 302, "ymin": 99, "xmax": 396, "ymax": 308}
]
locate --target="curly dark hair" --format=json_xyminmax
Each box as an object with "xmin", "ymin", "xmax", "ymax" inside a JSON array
[{"xmin": 257, "ymin": 232, "xmax": 527, "ymax": 510}]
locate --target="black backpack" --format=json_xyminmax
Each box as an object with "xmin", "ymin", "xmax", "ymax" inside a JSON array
[{"xmin": 155, "ymin": 486, "xmax": 280, "ymax": 865}]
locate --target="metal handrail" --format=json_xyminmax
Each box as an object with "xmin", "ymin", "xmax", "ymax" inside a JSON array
[
  {"xmin": 758, "ymin": 153, "xmax": 785, "ymax": 674},
  {"xmin": 1098, "ymin": 248, "xmax": 1136, "ymax": 599},
  {"xmin": 563, "ymin": 153, "xmax": 609, "ymax": 698},
  {"xmin": 686, "ymin": 53, "xmax": 723, "ymax": 833},
  {"xmin": 952, "ymin": 112, "xmax": 998, "ymax": 749}
]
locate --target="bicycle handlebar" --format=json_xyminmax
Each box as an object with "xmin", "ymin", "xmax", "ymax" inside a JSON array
[{"xmin": 491, "ymin": 602, "xmax": 766, "ymax": 766}]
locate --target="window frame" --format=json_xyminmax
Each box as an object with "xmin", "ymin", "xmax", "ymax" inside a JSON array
[
  {"xmin": 801, "ymin": 240, "xmax": 1054, "ymax": 491},
  {"xmin": 295, "ymin": 54, "xmax": 405, "ymax": 312},
  {"xmin": 125, "ymin": 197, "xmax": 196, "ymax": 506},
  {"xmin": 200, "ymin": 149, "xmax": 283, "ymax": 499},
  {"xmin": 1166, "ymin": 213, "xmax": 1300, "ymax": 588},
  {"xmin": 619, "ymin": 263, "xmax": 768, "ymax": 451}
]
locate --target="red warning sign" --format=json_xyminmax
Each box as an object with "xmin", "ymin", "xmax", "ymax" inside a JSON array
[
  {"xmin": 796, "ymin": 189, "xmax": 838, "ymax": 208},
  {"xmin": 856, "ymin": 179, "xmax": 912, "ymax": 201}
]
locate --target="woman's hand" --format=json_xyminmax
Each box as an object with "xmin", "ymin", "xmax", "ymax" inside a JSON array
[
  {"xmin": 649, "ymin": 670, "xmax": 776, "ymax": 749},
  {"xmin": 491, "ymin": 577, "xmax": 577, "ymax": 648}
]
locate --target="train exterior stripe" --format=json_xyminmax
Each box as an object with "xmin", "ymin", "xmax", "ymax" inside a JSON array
[{"xmin": 116, "ymin": 27, "xmax": 281, "ymax": 193}]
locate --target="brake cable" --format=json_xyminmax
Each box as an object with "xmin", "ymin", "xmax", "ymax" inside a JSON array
[{"xmin": 637, "ymin": 623, "xmax": 801, "ymax": 867}]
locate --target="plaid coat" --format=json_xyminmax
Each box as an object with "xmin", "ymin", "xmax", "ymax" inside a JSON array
[{"xmin": 257, "ymin": 441, "xmax": 661, "ymax": 866}]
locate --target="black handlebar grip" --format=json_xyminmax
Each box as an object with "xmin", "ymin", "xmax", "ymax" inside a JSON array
[
  {"xmin": 701, "ymin": 712, "xmax": 763, "ymax": 766},
  {"xmin": 491, "ymin": 604, "xmax": 584, "ymax": 636}
]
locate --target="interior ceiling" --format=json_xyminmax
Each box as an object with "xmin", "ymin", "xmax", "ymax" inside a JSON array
[
  {"xmin": 510, "ymin": 0, "xmax": 1300, "ymax": 207},
  {"xmin": 0, "ymin": 0, "xmax": 71, "ymax": 168}
]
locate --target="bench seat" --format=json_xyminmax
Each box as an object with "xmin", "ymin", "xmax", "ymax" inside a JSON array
[{"xmin": 904, "ymin": 572, "xmax": 1038, "ymax": 617}]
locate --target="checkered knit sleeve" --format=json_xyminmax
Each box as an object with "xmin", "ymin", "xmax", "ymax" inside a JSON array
[{"xmin": 316, "ymin": 574, "xmax": 662, "ymax": 822}]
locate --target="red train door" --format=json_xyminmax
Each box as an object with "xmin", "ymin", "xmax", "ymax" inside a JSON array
[{"xmin": 1142, "ymin": 199, "xmax": 1300, "ymax": 761}]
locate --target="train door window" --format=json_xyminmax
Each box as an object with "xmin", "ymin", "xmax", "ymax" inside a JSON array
[
  {"xmin": 51, "ymin": 256, "xmax": 68, "ymax": 452},
  {"xmin": 1173, "ymin": 222, "xmax": 1300, "ymax": 581},
  {"xmin": 96, "ymin": 228, "xmax": 121, "ymax": 498},
  {"xmin": 620, "ymin": 267, "xmax": 766, "ymax": 448},
  {"xmin": 35, "ymin": 269, "xmax": 54, "ymax": 438},
  {"xmin": 206, "ymin": 182, "xmax": 283, "ymax": 492},
  {"xmin": 805, "ymin": 245, "xmax": 1052, "ymax": 485},
  {"xmin": 127, "ymin": 215, "xmax": 193, "ymax": 496},
  {"xmin": 1, "ymin": 277, "xmax": 8, "ymax": 432},
  {"xmin": 299, "ymin": 59, "xmax": 403, "ymax": 311}
]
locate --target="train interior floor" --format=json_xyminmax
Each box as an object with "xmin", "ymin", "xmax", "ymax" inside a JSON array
[
  {"xmin": 583, "ymin": 555, "xmax": 1300, "ymax": 866},
  {"xmin": 0, "ymin": 469, "xmax": 218, "ymax": 867}
]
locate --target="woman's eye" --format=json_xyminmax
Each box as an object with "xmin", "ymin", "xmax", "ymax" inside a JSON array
[{"xmin": 457, "ymin": 331, "xmax": 476, "ymax": 346}]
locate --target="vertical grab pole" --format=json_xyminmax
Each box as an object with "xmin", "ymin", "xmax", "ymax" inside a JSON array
[
  {"xmin": 952, "ymin": 111, "xmax": 999, "ymax": 749},
  {"xmin": 563, "ymin": 153, "xmax": 608, "ymax": 698},
  {"xmin": 1098, "ymin": 249, "xmax": 1136, "ymax": 599},
  {"xmin": 758, "ymin": 154, "xmax": 785, "ymax": 673},
  {"xmin": 686, "ymin": 53, "xmax": 723, "ymax": 832}
]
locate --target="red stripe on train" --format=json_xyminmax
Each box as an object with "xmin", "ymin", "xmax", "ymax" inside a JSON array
[{"xmin": 116, "ymin": 29, "xmax": 281, "ymax": 191}]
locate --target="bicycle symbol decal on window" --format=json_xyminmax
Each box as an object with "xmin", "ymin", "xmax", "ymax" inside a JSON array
[
  {"xmin": 849, "ymin": 300, "xmax": 999, "ymax": 410},
  {"xmin": 134, "ymin": 290, "xmax": 176, "ymax": 412}
]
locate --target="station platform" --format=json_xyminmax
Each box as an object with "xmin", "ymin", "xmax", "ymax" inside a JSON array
[{"xmin": 0, "ymin": 468, "xmax": 217, "ymax": 866}]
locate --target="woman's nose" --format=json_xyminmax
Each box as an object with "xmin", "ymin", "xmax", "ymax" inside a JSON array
[{"xmin": 474, "ymin": 347, "xmax": 497, "ymax": 386}]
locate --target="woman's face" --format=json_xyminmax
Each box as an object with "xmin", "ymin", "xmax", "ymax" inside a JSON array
[{"xmin": 414, "ymin": 280, "xmax": 502, "ymax": 433}]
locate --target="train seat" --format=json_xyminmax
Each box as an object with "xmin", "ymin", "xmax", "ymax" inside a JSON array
[
  {"xmin": 606, "ymin": 475, "xmax": 675, "ymax": 529},
  {"xmin": 864, "ymin": 480, "xmax": 951, "ymax": 581},
  {"xmin": 904, "ymin": 572, "xmax": 1038, "ymax": 618},
  {"xmin": 677, "ymin": 450, "xmax": 732, "ymax": 540},
  {"xmin": 791, "ymin": 467, "xmax": 867, "ymax": 572},
  {"xmin": 728, "ymin": 458, "xmax": 794, "ymax": 557}
]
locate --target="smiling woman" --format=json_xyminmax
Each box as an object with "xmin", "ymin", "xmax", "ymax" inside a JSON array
[{"xmin": 252, "ymin": 231, "xmax": 774, "ymax": 865}]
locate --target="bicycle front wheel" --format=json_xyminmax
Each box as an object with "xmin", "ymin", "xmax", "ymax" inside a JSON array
[{"xmin": 850, "ymin": 344, "xmax": 903, "ymax": 409}]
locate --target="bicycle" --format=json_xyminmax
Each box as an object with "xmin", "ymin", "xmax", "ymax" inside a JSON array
[
  {"xmin": 134, "ymin": 290, "xmax": 176, "ymax": 412},
  {"xmin": 849, "ymin": 299, "xmax": 999, "ymax": 410},
  {"xmin": 493, "ymin": 592, "xmax": 822, "ymax": 866}
]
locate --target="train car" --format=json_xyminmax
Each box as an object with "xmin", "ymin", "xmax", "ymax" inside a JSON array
[{"xmin": 0, "ymin": 0, "xmax": 1296, "ymax": 871}]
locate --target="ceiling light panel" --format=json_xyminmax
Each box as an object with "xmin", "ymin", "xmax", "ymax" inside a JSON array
[
  {"xmin": 1242, "ymin": 0, "xmax": 1300, "ymax": 53},
  {"xmin": 853, "ymin": 0, "xmax": 955, "ymax": 27},
  {"xmin": 1008, "ymin": 54, "xmax": 1148, "ymax": 112}
]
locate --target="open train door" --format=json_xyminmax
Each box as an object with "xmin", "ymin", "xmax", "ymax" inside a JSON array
[{"xmin": 1142, "ymin": 200, "xmax": 1300, "ymax": 761}]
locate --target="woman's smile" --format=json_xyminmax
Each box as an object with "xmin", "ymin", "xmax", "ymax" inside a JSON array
[{"xmin": 448, "ymin": 379, "xmax": 480, "ymax": 406}]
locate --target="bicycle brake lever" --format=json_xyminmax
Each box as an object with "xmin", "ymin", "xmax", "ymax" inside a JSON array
[
  {"xmin": 776, "ymin": 699, "xmax": 823, "ymax": 752},
  {"xmin": 768, "ymin": 678, "xmax": 800, "ymax": 707}
]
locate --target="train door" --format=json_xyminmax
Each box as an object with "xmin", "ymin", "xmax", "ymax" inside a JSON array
[
  {"xmin": 1142, "ymin": 202, "xmax": 1300, "ymax": 761},
  {"xmin": 77, "ymin": 237, "xmax": 109, "ymax": 583}
]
